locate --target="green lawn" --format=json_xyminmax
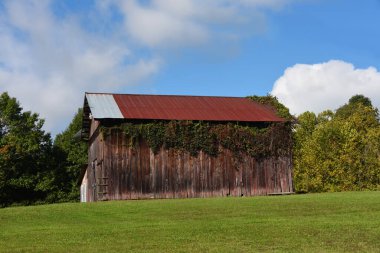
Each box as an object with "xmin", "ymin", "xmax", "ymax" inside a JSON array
[{"xmin": 1, "ymin": 191, "xmax": 379, "ymax": 253}]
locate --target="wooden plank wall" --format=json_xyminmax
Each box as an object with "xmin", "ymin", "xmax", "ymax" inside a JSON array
[{"xmin": 86, "ymin": 128, "xmax": 293, "ymax": 201}]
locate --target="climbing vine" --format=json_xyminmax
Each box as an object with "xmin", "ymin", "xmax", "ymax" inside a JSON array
[
  {"xmin": 100, "ymin": 120, "xmax": 292, "ymax": 160},
  {"xmin": 247, "ymin": 95, "xmax": 294, "ymax": 121}
]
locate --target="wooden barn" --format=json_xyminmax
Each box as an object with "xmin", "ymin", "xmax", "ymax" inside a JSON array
[{"xmin": 80, "ymin": 93, "xmax": 293, "ymax": 202}]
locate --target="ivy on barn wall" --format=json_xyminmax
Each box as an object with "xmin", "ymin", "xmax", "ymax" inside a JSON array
[{"xmin": 100, "ymin": 95, "xmax": 293, "ymax": 160}]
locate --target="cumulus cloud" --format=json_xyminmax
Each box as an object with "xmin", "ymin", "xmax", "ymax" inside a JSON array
[{"xmin": 271, "ymin": 60, "xmax": 380, "ymax": 115}]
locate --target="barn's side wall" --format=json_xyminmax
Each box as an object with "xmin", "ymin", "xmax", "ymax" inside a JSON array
[{"xmin": 86, "ymin": 128, "xmax": 293, "ymax": 201}]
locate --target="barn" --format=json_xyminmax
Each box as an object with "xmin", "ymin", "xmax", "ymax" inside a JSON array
[{"xmin": 80, "ymin": 93, "xmax": 293, "ymax": 202}]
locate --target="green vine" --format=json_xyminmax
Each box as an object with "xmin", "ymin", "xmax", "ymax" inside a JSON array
[
  {"xmin": 247, "ymin": 95, "xmax": 294, "ymax": 121},
  {"xmin": 100, "ymin": 121, "xmax": 292, "ymax": 160}
]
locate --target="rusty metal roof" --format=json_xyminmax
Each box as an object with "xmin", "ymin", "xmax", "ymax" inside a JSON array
[{"xmin": 84, "ymin": 93, "xmax": 284, "ymax": 122}]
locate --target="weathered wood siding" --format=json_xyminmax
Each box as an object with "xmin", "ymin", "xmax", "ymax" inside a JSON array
[
  {"xmin": 84, "ymin": 121, "xmax": 106, "ymax": 202},
  {"xmin": 84, "ymin": 127, "xmax": 293, "ymax": 202}
]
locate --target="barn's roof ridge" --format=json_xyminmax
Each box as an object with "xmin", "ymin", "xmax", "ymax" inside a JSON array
[
  {"xmin": 85, "ymin": 92, "xmax": 246, "ymax": 99},
  {"xmin": 83, "ymin": 93, "xmax": 285, "ymax": 127}
]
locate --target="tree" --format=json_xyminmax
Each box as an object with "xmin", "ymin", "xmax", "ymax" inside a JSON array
[
  {"xmin": 53, "ymin": 108, "xmax": 87, "ymax": 201},
  {"xmin": 0, "ymin": 92, "xmax": 54, "ymax": 206},
  {"xmin": 348, "ymin": 94, "xmax": 373, "ymax": 107},
  {"xmin": 336, "ymin": 94, "xmax": 377, "ymax": 119},
  {"xmin": 293, "ymin": 95, "xmax": 380, "ymax": 193}
]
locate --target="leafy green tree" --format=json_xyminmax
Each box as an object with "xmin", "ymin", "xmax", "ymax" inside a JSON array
[
  {"xmin": 336, "ymin": 94, "xmax": 377, "ymax": 119},
  {"xmin": 293, "ymin": 111, "xmax": 317, "ymax": 192},
  {"xmin": 0, "ymin": 92, "xmax": 54, "ymax": 206},
  {"xmin": 348, "ymin": 94, "xmax": 373, "ymax": 107},
  {"xmin": 294, "ymin": 95, "xmax": 380, "ymax": 193},
  {"xmin": 54, "ymin": 108, "xmax": 87, "ymax": 201}
]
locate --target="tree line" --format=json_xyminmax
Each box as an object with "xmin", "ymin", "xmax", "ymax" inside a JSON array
[
  {"xmin": 0, "ymin": 92, "xmax": 379, "ymax": 206},
  {"xmin": 0, "ymin": 92, "xmax": 86, "ymax": 206},
  {"xmin": 294, "ymin": 95, "xmax": 380, "ymax": 192}
]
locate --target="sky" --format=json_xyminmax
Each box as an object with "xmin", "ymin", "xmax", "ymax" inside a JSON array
[{"xmin": 0, "ymin": 0, "xmax": 380, "ymax": 136}]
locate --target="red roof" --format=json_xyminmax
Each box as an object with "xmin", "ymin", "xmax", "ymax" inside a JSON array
[{"xmin": 112, "ymin": 94, "xmax": 284, "ymax": 122}]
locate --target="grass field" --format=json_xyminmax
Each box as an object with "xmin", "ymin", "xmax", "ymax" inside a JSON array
[{"xmin": 1, "ymin": 191, "xmax": 380, "ymax": 252}]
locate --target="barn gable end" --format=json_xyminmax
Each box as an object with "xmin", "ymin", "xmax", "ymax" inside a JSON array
[{"xmin": 80, "ymin": 93, "xmax": 293, "ymax": 202}]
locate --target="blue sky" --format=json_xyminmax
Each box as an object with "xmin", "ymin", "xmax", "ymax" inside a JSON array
[{"xmin": 0, "ymin": 0, "xmax": 380, "ymax": 135}]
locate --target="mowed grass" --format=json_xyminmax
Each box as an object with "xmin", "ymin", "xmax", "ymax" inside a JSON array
[{"xmin": 1, "ymin": 192, "xmax": 380, "ymax": 253}]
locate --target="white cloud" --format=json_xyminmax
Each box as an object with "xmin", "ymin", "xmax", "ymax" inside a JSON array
[
  {"xmin": 0, "ymin": 0, "xmax": 161, "ymax": 135},
  {"xmin": 119, "ymin": 0, "xmax": 208, "ymax": 48},
  {"xmin": 271, "ymin": 60, "xmax": 380, "ymax": 115},
  {"xmin": 114, "ymin": 0, "xmax": 295, "ymax": 48}
]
